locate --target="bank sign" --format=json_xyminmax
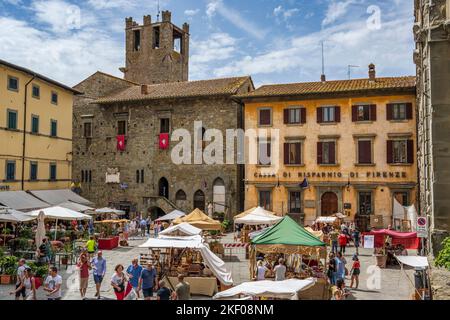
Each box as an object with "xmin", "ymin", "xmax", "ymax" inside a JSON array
[{"xmin": 255, "ymin": 171, "xmax": 408, "ymax": 179}]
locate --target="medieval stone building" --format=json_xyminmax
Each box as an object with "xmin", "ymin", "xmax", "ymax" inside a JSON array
[
  {"xmin": 72, "ymin": 11, "xmax": 253, "ymax": 218},
  {"xmin": 414, "ymin": 0, "xmax": 450, "ymax": 254}
]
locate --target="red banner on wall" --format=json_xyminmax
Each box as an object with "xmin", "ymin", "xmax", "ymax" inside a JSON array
[
  {"xmin": 117, "ymin": 135, "xmax": 126, "ymax": 151},
  {"xmin": 159, "ymin": 133, "xmax": 169, "ymax": 149}
]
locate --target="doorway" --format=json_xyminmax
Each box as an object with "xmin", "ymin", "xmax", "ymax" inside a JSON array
[
  {"xmin": 158, "ymin": 177, "xmax": 169, "ymax": 199},
  {"xmin": 321, "ymin": 192, "xmax": 338, "ymax": 216},
  {"xmin": 194, "ymin": 190, "xmax": 206, "ymax": 212}
]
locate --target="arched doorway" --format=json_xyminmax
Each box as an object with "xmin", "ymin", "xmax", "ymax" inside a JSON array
[
  {"xmin": 159, "ymin": 177, "xmax": 169, "ymax": 198},
  {"xmin": 148, "ymin": 207, "xmax": 166, "ymax": 220},
  {"xmin": 321, "ymin": 192, "xmax": 338, "ymax": 216},
  {"xmin": 213, "ymin": 178, "xmax": 226, "ymax": 213},
  {"xmin": 193, "ymin": 190, "xmax": 206, "ymax": 212}
]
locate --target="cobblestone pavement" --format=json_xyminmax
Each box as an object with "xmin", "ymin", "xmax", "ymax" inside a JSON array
[{"xmin": 0, "ymin": 233, "xmax": 415, "ymax": 300}]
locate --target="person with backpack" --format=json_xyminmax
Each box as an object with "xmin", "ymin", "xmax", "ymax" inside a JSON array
[
  {"xmin": 10, "ymin": 267, "xmax": 36, "ymax": 300},
  {"xmin": 44, "ymin": 267, "xmax": 63, "ymax": 300}
]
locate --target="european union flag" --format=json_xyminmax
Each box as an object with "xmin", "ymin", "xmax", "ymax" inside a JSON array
[{"xmin": 300, "ymin": 178, "xmax": 309, "ymax": 189}]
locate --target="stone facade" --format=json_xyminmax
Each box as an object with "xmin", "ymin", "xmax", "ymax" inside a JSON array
[
  {"xmin": 72, "ymin": 72, "xmax": 252, "ymax": 218},
  {"xmin": 121, "ymin": 11, "xmax": 189, "ymax": 85},
  {"xmin": 414, "ymin": 0, "xmax": 450, "ymax": 254}
]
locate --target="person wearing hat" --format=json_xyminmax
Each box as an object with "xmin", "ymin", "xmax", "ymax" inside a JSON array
[{"xmin": 350, "ymin": 254, "xmax": 361, "ymax": 289}]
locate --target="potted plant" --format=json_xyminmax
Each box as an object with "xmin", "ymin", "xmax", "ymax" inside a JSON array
[
  {"xmin": 0, "ymin": 255, "xmax": 18, "ymax": 284},
  {"xmin": 61, "ymin": 242, "xmax": 73, "ymax": 265},
  {"xmin": 375, "ymin": 247, "xmax": 387, "ymax": 268}
]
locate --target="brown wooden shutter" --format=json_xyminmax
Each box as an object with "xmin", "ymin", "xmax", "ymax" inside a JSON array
[
  {"xmin": 406, "ymin": 103, "xmax": 413, "ymax": 120},
  {"xmin": 284, "ymin": 143, "xmax": 290, "ymax": 165},
  {"xmin": 358, "ymin": 140, "xmax": 372, "ymax": 164},
  {"xmin": 352, "ymin": 106, "xmax": 358, "ymax": 122},
  {"xmin": 407, "ymin": 140, "xmax": 414, "ymax": 164},
  {"xmin": 387, "ymin": 140, "xmax": 393, "ymax": 164},
  {"xmin": 295, "ymin": 143, "xmax": 301, "ymax": 164},
  {"xmin": 387, "ymin": 104, "xmax": 394, "ymax": 121},
  {"xmin": 335, "ymin": 107, "xmax": 341, "ymax": 122},
  {"xmin": 330, "ymin": 142, "xmax": 336, "ymax": 164},
  {"xmin": 317, "ymin": 142, "xmax": 323, "ymax": 164},
  {"xmin": 267, "ymin": 142, "xmax": 271, "ymax": 164},
  {"xmin": 301, "ymin": 108, "xmax": 306, "ymax": 124},
  {"xmin": 317, "ymin": 108, "xmax": 323, "ymax": 123},
  {"xmin": 284, "ymin": 109, "xmax": 289, "ymax": 124},
  {"xmin": 260, "ymin": 109, "xmax": 271, "ymax": 126},
  {"xmin": 370, "ymin": 104, "xmax": 377, "ymax": 121}
]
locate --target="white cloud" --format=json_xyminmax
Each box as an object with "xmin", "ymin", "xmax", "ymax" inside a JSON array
[
  {"xmin": 322, "ymin": 0, "xmax": 355, "ymax": 27},
  {"xmin": 87, "ymin": 0, "xmax": 137, "ymax": 10},
  {"xmin": 206, "ymin": 0, "xmax": 267, "ymax": 40},
  {"xmin": 184, "ymin": 9, "xmax": 200, "ymax": 16},
  {"xmin": 2, "ymin": 0, "xmax": 22, "ymax": 5}
]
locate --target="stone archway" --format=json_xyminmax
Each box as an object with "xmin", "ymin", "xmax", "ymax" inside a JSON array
[
  {"xmin": 321, "ymin": 192, "xmax": 338, "ymax": 216},
  {"xmin": 158, "ymin": 177, "xmax": 169, "ymax": 199}
]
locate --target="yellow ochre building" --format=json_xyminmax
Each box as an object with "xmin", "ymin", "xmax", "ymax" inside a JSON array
[
  {"xmin": 238, "ymin": 65, "xmax": 417, "ymax": 232},
  {"xmin": 0, "ymin": 59, "xmax": 80, "ymax": 192}
]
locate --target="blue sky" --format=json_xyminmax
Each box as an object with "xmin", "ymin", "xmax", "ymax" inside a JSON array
[{"xmin": 0, "ymin": 0, "xmax": 415, "ymax": 87}]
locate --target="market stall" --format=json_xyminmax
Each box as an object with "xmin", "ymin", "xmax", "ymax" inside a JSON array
[
  {"xmin": 159, "ymin": 222, "xmax": 202, "ymax": 237},
  {"xmin": 173, "ymin": 209, "xmax": 222, "ymax": 231},
  {"xmin": 234, "ymin": 207, "xmax": 282, "ymax": 243},
  {"xmin": 250, "ymin": 216, "xmax": 328, "ymax": 299},
  {"xmin": 139, "ymin": 234, "xmax": 233, "ymax": 296},
  {"xmin": 213, "ymin": 278, "xmax": 316, "ymax": 300},
  {"xmin": 362, "ymin": 229, "xmax": 420, "ymax": 250},
  {"xmin": 155, "ymin": 210, "xmax": 186, "ymax": 222},
  {"xmin": 94, "ymin": 219, "xmax": 130, "ymax": 249}
]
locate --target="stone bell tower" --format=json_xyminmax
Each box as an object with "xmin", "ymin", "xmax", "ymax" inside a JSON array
[{"xmin": 120, "ymin": 11, "xmax": 190, "ymax": 84}]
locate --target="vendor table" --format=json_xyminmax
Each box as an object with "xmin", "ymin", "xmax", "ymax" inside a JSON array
[
  {"xmin": 166, "ymin": 276, "xmax": 218, "ymax": 297},
  {"xmin": 98, "ymin": 236, "xmax": 119, "ymax": 250}
]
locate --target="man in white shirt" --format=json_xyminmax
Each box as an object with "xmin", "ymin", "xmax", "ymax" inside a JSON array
[
  {"xmin": 15, "ymin": 259, "xmax": 28, "ymax": 300},
  {"xmin": 274, "ymin": 258, "xmax": 287, "ymax": 281},
  {"xmin": 44, "ymin": 267, "xmax": 63, "ymax": 300}
]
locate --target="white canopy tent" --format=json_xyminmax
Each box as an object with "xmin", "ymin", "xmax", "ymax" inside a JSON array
[
  {"xmin": 155, "ymin": 210, "xmax": 186, "ymax": 222},
  {"xmin": 213, "ymin": 278, "xmax": 316, "ymax": 300},
  {"xmin": 0, "ymin": 206, "xmax": 36, "ymax": 223},
  {"xmin": 58, "ymin": 201, "xmax": 94, "ymax": 213},
  {"xmin": 234, "ymin": 207, "xmax": 282, "ymax": 226},
  {"xmin": 94, "ymin": 207, "xmax": 126, "ymax": 215},
  {"xmin": 395, "ymin": 255, "xmax": 429, "ymax": 269},
  {"xmin": 159, "ymin": 223, "xmax": 202, "ymax": 237},
  {"xmin": 315, "ymin": 216, "xmax": 337, "ymax": 224},
  {"xmin": 139, "ymin": 236, "xmax": 233, "ymax": 286},
  {"xmin": 27, "ymin": 206, "xmax": 92, "ymax": 240}
]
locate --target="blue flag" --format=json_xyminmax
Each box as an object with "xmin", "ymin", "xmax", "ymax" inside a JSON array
[{"xmin": 300, "ymin": 178, "xmax": 309, "ymax": 189}]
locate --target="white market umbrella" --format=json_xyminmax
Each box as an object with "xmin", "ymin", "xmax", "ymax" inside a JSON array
[
  {"xmin": 0, "ymin": 207, "xmax": 36, "ymax": 246},
  {"xmin": 234, "ymin": 207, "xmax": 283, "ymax": 226},
  {"xmin": 35, "ymin": 211, "xmax": 46, "ymax": 247},
  {"xmin": 155, "ymin": 210, "xmax": 186, "ymax": 222},
  {"xmin": 28, "ymin": 206, "xmax": 92, "ymax": 240},
  {"xmin": 95, "ymin": 207, "xmax": 126, "ymax": 215}
]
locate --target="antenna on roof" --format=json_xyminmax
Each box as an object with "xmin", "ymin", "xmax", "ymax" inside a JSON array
[
  {"xmin": 156, "ymin": 0, "xmax": 161, "ymax": 22},
  {"xmin": 320, "ymin": 41, "xmax": 326, "ymax": 82},
  {"xmin": 348, "ymin": 65, "xmax": 359, "ymax": 80}
]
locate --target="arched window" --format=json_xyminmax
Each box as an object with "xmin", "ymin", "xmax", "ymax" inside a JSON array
[
  {"xmin": 213, "ymin": 178, "xmax": 226, "ymax": 213},
  {"xmin": 176, "ymin": 189, "xmax": 187, "ymax": 201},
  {"xmin": 193, "ymin": 190, "xmax": 206, "ymax": 212},
  {"xmin": 159, "ymin": 177, "xmax": 169, "ymax": 198}
]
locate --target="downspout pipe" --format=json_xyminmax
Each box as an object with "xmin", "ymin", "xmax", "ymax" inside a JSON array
[{"xmin": 21, "ymin": 75, "xmax": 36, "ymax": 190}]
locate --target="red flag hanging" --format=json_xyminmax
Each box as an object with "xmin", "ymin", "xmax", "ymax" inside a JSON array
[
  {"xmin": 117, "ymin": 135, "xmax": 126, "ymax": 151},
  {"xmin": 159, "ymin": 133, "xmax": 169, "ymax": 149}
]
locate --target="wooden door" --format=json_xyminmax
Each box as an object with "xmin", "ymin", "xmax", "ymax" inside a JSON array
[{"xmin": 321, "ymin": 192, "xmax": 338, "ymax": 216}]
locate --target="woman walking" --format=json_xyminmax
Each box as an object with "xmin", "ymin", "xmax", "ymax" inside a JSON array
[
  {"xmin": 77, "ymin": 253, "xmax": 91, "ymax": 299},
  {"xmin": 350, "ymin": 254, "xmax": 361, "ymax": 289},
  {"xmin": 327, "ymin": 253, "xmax": 337, "ymax": 285},
  {"xmin": 111, "ymin": 264, "xmax": 128, "ymax": 300},
  {"xmin": 10, "ymin": 267, "xmax": 36, "ymax": 300}
]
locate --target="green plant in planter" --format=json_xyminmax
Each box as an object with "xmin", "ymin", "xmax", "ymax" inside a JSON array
[
  {"xmin": 435, "ymin": 237, "xmax": 450, "ymax": 270},
  {"xmin": 18, "ymin": 226, "xmax": 33, "ymax": 239},
  {"xmin": 0, "ymin": 256, "xmax": 18, "ymax": 275},
  {"xmin": 34, "ymin": 265, "xmax": 50, "ymax": 279}
]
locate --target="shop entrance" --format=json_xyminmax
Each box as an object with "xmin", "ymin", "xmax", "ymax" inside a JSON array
[{"xmin": 321, "ymin": 192, "xmax": 338, "ymax": 216}]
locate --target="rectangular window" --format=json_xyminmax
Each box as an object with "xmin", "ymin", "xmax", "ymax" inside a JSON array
[
  {"xmin": 353, "ymin": 105, "xmax": 376, "ymax": 122},
  {"xmin": 284, "ymin": 142, "xmax": 302, "ymax": 165},
  {"xmin": 387, "ymin": 103, "xmax": 413, "ymax": 120},
  {"xmin": 50, "ymin": 120, "xmax": 57, "ymax": 137},
  {"xmin": 318, "ymin": 106, "xmax": 340, "ymax": 123},
  {"xmin": 323, "ymin": 107, "xmax": 335, "ymax": 122},
  {"xmin": 49, "ymin": 163, "xmax": 57, "ymax": 181},
  {"xmin": 259, "ymin": 190, "xmax": 272, "ymax": 211},
  {"xmin": 30, "ymin": 162, "xmax": 38, "ymax": 181},
  {"xmin": 258, "ymin": 141, "xmax": 271, "ymax": 165},
  {"xmin": 392, "ymin": 140, "xmax": 408, "ymax": 164},
  {"xmin": 31, "ymin": 115, "xmax": 39, "ymax": 134},
  {"xmin": 7, "ymin": 110, "xmax": 18, "ymax": 130},
  {"xmin": 289, "ymin": 191, "xmax": 302, "ymax": 213},
  {"xmin": 394, "ymin": 192, "xmax": 409, "ymax": 206},
  {"xmin": 136, "ymin": 170, "xmax": 140, "ymax": 183},
  {"xmin": 258, "ymin": 108, "xmax": 272, "ymax": 126},
  {"xmin": 160, "ymin": 118, "xmax": 170, "ymax": 134},
  {"xmin": 83, "ymin": 122, "xmax": 92, "ymax": 138},
  {"xmin": 318, "ymin": 141, "xmax": 336, "ymax": 165},
  {"xmin": 8, "ymin": 76, "xmax": 19, "ymax": 91},
  {"xmin": 32, "ymin": 84, "xmax": 40, "ymax": 99},
  {"xmin": 284, "ymin": 108, "xmax": 305, "ymax": 125},
  {"xmin": 51, "ymin": 92, "xmax": 58, "ymax": 105},
  {"xmin": 358, "ymin": 140, "xmax": 372, "ymax": 164},
  {"xmin": 153, "ymin": 27, "xmax": 160, "ymax": 49},
  {"xmin": 141, "ymin": 169, "xmax": 144, "ymax": 184},
  {"xmin": 134, "ymin": 30, "xmax": 141, "ymax": 51},
  {"xmin": 6, "ymin": 161, "xmax": 16, "ymax": 181},
  {"xmin": 358, "ymin": 192, "xmax": 373, "ymax": 215},
  {"xmin": 117, "ymin": 120, "xmax": 127, "ymax": 135}
]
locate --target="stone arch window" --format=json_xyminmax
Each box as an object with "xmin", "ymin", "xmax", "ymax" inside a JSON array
[
  {"xmin": 193, "ymin": 190, "xmax": 206, "ymax": 212},
  {"xmin": 213, "ymin": 178, "xmax": 226, "ymax": 213},
  {"xmin": 159, "ymin": 177, "xmax": 169, "ymax": 199},
  {"xmin": 175, "ymin": 189, "xmax": 187, "ymax": 201}
]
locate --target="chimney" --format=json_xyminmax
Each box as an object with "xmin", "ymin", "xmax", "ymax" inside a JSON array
[
  {"xmin": 368, "ymin": 63, "xmax": 376, "ymax": 81},
  {"xmin": 321, "ymin": 74, "xmax": 326, "ymax": 82},
  {"xmin": 141, "ymin": 84, "xmax": 149, "ymax": 95}
]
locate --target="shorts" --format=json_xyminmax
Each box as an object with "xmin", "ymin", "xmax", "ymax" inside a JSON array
[
  {"xmin": 93, "ymin": 274, "xmax": 104, "ymax": 284},
  {"xmin": 352, "ymin": 269, "xmax": 361, "ymax": 276},
  {"xmin": 15, "ymin": 284, "xmax": 26, "ymax": 298},
  {"xmin": 79, "ymin": 277, "xmax": 89, "ymax": 289},
  {"xmin": 142, "ymin": 287, "xmax": 153, "ymax": 298}
]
